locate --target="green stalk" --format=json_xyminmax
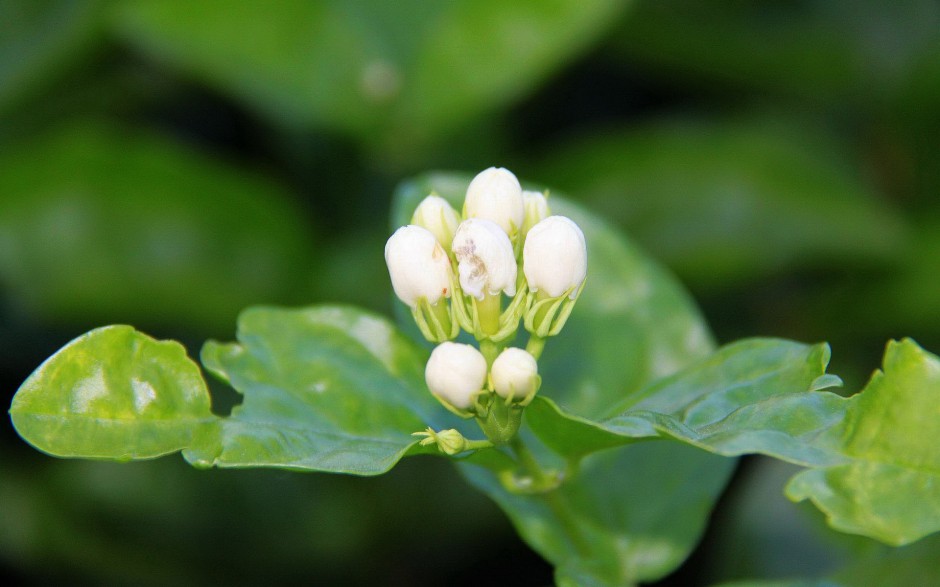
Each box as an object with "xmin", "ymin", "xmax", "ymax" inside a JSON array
[
  {"xmin": 526, "ymin": 335, "xmax": 546, "ymax": 360},
  {"xmin": 478, "ymin": 293, "xmax": 503, "ymax": 366},
  {"xmin": 509, "ymin": 436, "xmax": 591, "ymax": 557}
]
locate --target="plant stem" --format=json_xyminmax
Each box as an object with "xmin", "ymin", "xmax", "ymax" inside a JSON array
[
  {"xmin": 480, "ymin": 339, "xmax": 499, "ymax": 367},
  {"xmin": 464, "ymin": 439, "xmax": 494, "ymax": 451},
  {"xmin": 526, "ymin": 335, "xmax": 546, "ymax": 360},
  {"xmin": 478, "ymin": 293, "xmax": 501, "ymax": 335},
  {"xmin": 478, "ymin": 293, "xmax": 503, "ymax": 366},
  {"xmin": 509, "ymin": 436, "xmax": 591, "ymax": 557}
]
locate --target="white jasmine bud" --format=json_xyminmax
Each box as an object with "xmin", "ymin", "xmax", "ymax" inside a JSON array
[
  {"xmin": 452, "ymin": 218, "xmax": 517, "ymax": 300},
  {"xmin": 425, "ymin": 342, "xmax": 488, "ymax": 410},
  {"xmin": 411, "ymin": 195, "xmax": 461, "ymax": 249},
  {"xmin": 523, "ymin": 216, "xmax": 587, "ymax": 299},
  {"xmin": 522, "ymin": 190, "xmax": 550, "ymax": 235},
  {"xmin": 385, "ymin": 225, "xmax": 452, "ymax": 309},
  {"xmin": 464, "ymin": 167, "xmax": 524, "ymax": 235},
  {"xmin": 491, "ymin": 347, "xmax": 539, "ymax": 401}
]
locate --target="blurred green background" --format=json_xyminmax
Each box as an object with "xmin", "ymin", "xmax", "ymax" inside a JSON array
[{"xmin": 2, "ymin": 1, "xmax": 939, "ymax": 585}]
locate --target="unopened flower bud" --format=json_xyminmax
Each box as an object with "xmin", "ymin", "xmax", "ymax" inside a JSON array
[
  {"xmin": 522, "ymin": 190, "xmax": 550, "ymax": 236},
  {"xmin": 412, "ymin": 195, "xmax": 460, "ymax": 249},
  {"xmin": 492, "ymin": 347, "xmax": 539, "ymax": 401},
  {"xmin": 453, "ymin": 218, "xmax": 517, "ymax": 300},
  {"xmin": 464, "ymin": 167, "xmax": 524, "ymax": 235},
  {"xmin": 385, "ymin": 225, "xmax": 452, "ymax": 308},
  {"xmin": 523, "ymin": 216, "xmax": 587, "ymax": 299},
  {"xmin": 425, "ymin": 342, "xmax": 487, "ymax": 410}
]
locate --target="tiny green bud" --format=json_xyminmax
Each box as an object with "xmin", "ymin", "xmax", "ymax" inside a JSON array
[{"xmin": 433, "ymin": 428, "xmax": 469, "ymax": 455}]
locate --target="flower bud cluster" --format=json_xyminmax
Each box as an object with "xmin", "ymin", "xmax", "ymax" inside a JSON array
[
  {"xmin": 385, "ymin": 167, "xmax": 586, "ymax": 443},
  {"xmin": 425, "ymin": 343, "xmax": 539, "ymax": 416}
]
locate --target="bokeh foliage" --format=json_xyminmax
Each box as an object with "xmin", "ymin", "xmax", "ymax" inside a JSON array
[{"xmin": 2, "ymin": 0, "xmax": 939, "ymax": 585}]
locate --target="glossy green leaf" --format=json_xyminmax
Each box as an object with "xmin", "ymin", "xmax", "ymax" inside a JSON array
[
  {"xmin": 186, "ymin": 306, "xmax": 446, "ymax": 475},
  {"xmin": 10, "ymin": 306, "xmax": 445, "ymax": 476},
  {"xmin": 531, "ymin": 119, "xmax": 906, "ymax": 289},
  {"xmin": 527, "ymin": 339, "xmax": 844, "ymax": 464},
  {"xmin": 786, "ymin": 339, "xmax": 940, "ymax": 546},
  {"xmin": 110, "ymin": 0, "xmax": 624, "ymax": 152},
  {"xmin": 525, "ymin": 337, "xmax": 940, "ymax": 546},
  {"xmin": 391, "ymin": 173, "xmax": 733, "ymax": 585},
  {"xmin": 0, "ymin": 124, "xmax": 315, "ymax": 334},
  {"xmin": 9, "ymin": 325, "xmax": 215, "ymax": 459}
]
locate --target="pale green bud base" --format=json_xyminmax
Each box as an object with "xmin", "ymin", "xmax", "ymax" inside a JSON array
[
  {"xmin": 524, "ymin": 282, "xmax": 584, "ymax": 338},
  {"xmin": 487, "ymin": 372, "xmax": 541, "ymax": 406},
  {"xmin": 473, "ymin": 392, "xmax": 524, "ymax": 445},
  {"xmin": 412, "ymin": 297, "xmax": 459, "ymax": 343},
  {"xmin": 452, "ymin": 284, "xmax": 528, "ymax": 346}
]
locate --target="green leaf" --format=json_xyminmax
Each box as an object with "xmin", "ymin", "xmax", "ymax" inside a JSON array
[
  {"xmin": 463, "ymin": 442, "xmax": 734, "ymax": 586},
  {"xmin": 185, "ymin": 306, "xmax": 447, "ymax": 475},
  {"xmin": 786, "ymin": 339, "xmax": 940, "ymax": 546},
  {"xmin": 526, "ymin": 336, "xmax": 940, "ymax": 546},
  {"xmin": 9, "ymin": 325, "xmax": 215, "ymax": 459},
  {"xmin": 391, "ymin": 172, "xmax": 733, "ymax": 585},
  {"xmin": 531, "ymin": 118, "xmax": 906, "ymax": 290},
  {"xmin": 110, "ymin": 0, "xmax": 624, "ymax": 153},
  {"xmin": 530, "ymin": 339, "xmax": 845, "ymax": 465},
  {"xmin": 11, "ymin": 305, "xmax": 443, "ymax": 476},
  {"xmin": 0, "ymin": 124, "xmax": 315, "ymax": 334}
]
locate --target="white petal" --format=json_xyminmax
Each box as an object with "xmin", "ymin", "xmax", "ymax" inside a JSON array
[
  {"xmin": 411, "ymin": 195, "xmax": 460, "ymax": 249},
  {"xmin": 425, "ymin": 342, "xmax": 487, "ymax": 409},
  {"xmin": 385, "ymin": 225, "xmax": 452, "ymax": 308},
  {"xmin": 464, "ymin": 167, "xmax": 524, "ymax": 234},
  {"xmin": 523, "ymin": 216, "xmax": 587, "ymax": 298},
  {"xmin": 452, "ymin": 218, "xmax": 517, "ymax": 300},
  {"xmin": 492, "ymin": 347, "xmax": 538, "ymax": 399}
]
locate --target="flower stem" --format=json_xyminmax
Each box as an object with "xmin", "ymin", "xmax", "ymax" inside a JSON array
[
  {"xmin": 478, "ymin": 293, "xmax": 503, "ymax": 366},
  {"xmin": 478, "ymin": 293, "xmax": 501, "ymax": 335},
  {"xmin": 526, "ymin": 335, "xmax": 546, "ymax": 360},
  {"xmin": 509, "ymin": 435, "xmax": 591, "ymax": 556}
]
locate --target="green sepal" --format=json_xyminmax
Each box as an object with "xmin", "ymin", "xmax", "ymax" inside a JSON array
[
  {"xmin": 411, "ymin": 296, "xmax": 459, "ymax": 343},
  {"xmin": 524, "ymin": 282, "xmax": 584, "ymax": 337},
  {"xmin": 462, "ymin": 284, "xmax": 529, "ymax": 344},
  {"xmin": 474, "ymin": 392, "xmax": 525, "ymax": 445}
]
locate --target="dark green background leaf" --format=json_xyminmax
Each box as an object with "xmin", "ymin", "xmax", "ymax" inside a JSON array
[
  {"xmin": 0, "ymin": 124, "xmax": 316, "ymax": 334},
  {"xmin": 110, "ymin": 0, "xmax": 625, "ymax": 155},
  {"xmin": 0, "ymin": 0, "xmax": 106, "ymax": 116},
  {"xmin": 530, "ymin": 118, "xmax": 906, "ymax": 290}
]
